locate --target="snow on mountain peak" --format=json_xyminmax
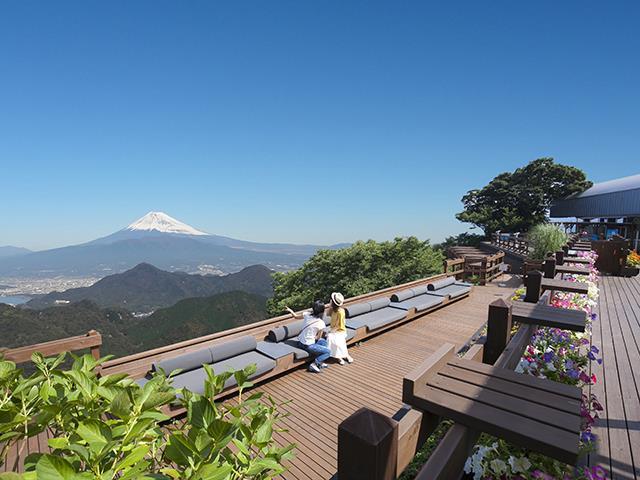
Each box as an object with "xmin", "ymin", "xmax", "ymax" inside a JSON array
[{"xmin": 126, "ymin": 212, "xmax": 208, "ymax": 236}]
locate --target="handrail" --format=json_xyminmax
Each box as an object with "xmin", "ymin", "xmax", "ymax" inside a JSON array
[{"xmin": 0, "ymin": 330, "xmax": 102, "ymax": 364}]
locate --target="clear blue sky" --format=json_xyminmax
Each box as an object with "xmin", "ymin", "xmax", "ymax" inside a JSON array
[{"xmin": 1, "ymin": 1, "xmax": 638, "ymax": 250}]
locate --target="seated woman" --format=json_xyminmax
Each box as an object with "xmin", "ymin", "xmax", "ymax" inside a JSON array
[
  {"xmin": 326, "ymin": 292, "xmax": 353, "ymax": 364},
  {"xmin": 286, "ymin": 300, "xmax": 331, "ymax": 373}
]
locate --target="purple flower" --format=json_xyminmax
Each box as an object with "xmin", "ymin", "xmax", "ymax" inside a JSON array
[
  {"xmin": 581, "ymin": 431, "xmax": 596, "ymax": 443},
  {"xmin": 543, "ymin": 351, "xmax": 555, "ymax": 363}
]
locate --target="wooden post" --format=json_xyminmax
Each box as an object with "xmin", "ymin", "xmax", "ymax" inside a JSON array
[
  {"xmin": 338, "ymin": 407, "xmax": 398, "ymax": 480},
  {"xmin": 555, "ymin": 250, "xmax": 565, "ymax": 266},
  {"xmin": 524, "ymin": 270, "xmax": 542, "ymax": 303},
  {"xmin": 482, "ymin": 298, "xmax": 512, "ymax": 365},
  {"xmin": 88, "ymin": 330, "xmax": 102, "ymax": 361},
  {"xmin": 562, "ymin": 245, "xmax": 569, "ymax": 255},
  {"xmin": 543, "ymin": 257, "xmax": 556, "ymax": 279}
]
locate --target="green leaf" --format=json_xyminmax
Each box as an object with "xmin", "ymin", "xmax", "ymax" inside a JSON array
[
  {"xmin": 114, "ymin": 444, "xmax": 150, "ymax": 472},
  {"xmin": 110, "ymin": 391, "xmax": 132, "ymax": 419},
  {"xmin": 76, "ymin": 420, "xmax": 111, "ymax": 453},
  {"xmin": 141, "ymin": 391, "xmax": 175, "ymax": 410},
  {"xmin": 0, "ymin": 360, "xmax": 16, "ymax": 380},
  {"xmin": 255, "ymin": 419, "xmax": 273, "ymax": 444},
  {"xmin": 188, "ymin": 397, "xmax": 216, "ymax": 430},
  {"xmin": 193, "ymin": 463, "xmax": 233, "ymax": 480},
  {"xmin": 244, "ymin": 457, "xmax": 283, "ymax": 476},
  {"xmin": 163, "ymin": 434, "xmax": 194, "ymax": 466},
  {"xmin": 47, "ymin": 437, "xmax": 69, "ymax": 450},
  {"xmin": 35, "ymin": 455, "xmax": 76, "ymax": 480}
]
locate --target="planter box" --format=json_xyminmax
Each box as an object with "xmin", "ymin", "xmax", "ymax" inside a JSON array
[{"xmin": 622, "ymin": 267, "xmax": 640, "ymax": 277}]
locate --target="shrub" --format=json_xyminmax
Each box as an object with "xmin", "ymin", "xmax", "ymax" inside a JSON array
[
  {"xmin": 0, "ymin": 353, "xmax": 293, "ymax": 479},
  {"xmin": 267, "ymin": 237, "xmax": 444, "ymax": 315},
  {"xmin": 527, "ymin": 224, "xmax": 568, "ymax": 260}
]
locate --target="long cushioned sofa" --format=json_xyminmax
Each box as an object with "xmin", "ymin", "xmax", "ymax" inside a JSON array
[
  {"xmin": 344, "ymin": 297, "xmax": 407, "ymax": 332},
  {"xmin": 149, "ymin": 335, "xmax": 276, "ymax": 394},
  {"xmin": 426, "ymin": 277, "xmax": 473, "ymax": 298},
  {"xmin": 256, "ymin": 317, "xmax": 356, "ymax": 362},
  {"xmin": 389, "ymin": 284, "xmax": 445, "ymax": 312}
]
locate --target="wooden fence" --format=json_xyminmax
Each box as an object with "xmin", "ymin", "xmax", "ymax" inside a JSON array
[
  {"xmin": 443, "ymin": 251, "xmax": 506, "ymax": 285},
  {"xmin": 0, "ymin": 330, "xmax": 102, "ymax": 364},
  {"xmin": 491, "ymin": 233, "xmax": 530, "ymax": 256}
]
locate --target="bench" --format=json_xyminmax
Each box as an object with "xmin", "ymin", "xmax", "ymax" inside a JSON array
[
  {"xmin": 389, "ymin": 285, "xmax": 444, "ymax": 313},
  {"xmin": 345, "ymin": 298, "xmax": 408, "ymax": 332},
  {"xmin": 402, "ymin": 344, "xmax": 582, "ymax": 465},
  {"xmin": 426, "ymin": 277, "xmax": 473, "ymax": 299},
  {"xmin": 145, "ymin": 335, "xmax": 277, "ymax": 395},
  {"xmin": 540, "ymin": 277, "xmax": 589, "ymax": 295}
]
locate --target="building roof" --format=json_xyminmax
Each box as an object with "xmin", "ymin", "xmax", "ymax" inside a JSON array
[
  {"xmin": 550, "ymin": 173, "xmax": 640, "ymax": 218},
  {"xmin": 567, "ymin": 174, "xmax": 640, "ymax": 199}
]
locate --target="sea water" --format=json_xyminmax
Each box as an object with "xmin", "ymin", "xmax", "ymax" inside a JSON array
[{"xmin": 0, "ymin": 295, "xmax": 31, "ymax": 306}]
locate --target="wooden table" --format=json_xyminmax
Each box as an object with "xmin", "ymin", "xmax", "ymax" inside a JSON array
[
  {"xmin": 403, "ymin": 348, "xmax": 582, "ymax": 465},
  {"xmin": 563, "ymin": 256, "xmax": 590, "ymax": 264},
  {"xmin": 541, "ymin": 278, "xmax": 589, "ymax": 295},
  {"xmin": 556, "ymin": 264, "xmax": 590, "ymax": 275},
  {"xmin": 511, "ymin": 301, "xmax": 586, "ymax": 331}
]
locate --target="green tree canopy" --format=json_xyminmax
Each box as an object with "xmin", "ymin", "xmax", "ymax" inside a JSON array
[
  {"xmin": 267, "ymin": 237, "xmax": 444, "ymax": 316},
  {"xmin": 455, "ymin": 158, "xmax": 591, "ymax": 235}
]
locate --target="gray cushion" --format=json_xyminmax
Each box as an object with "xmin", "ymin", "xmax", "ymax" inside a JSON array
[
  {"xmin": 283, "ymin": 339, "xmax": 311, "ymax": 359},
  {"xmin": 427, "ymin": 284, "xmax": 471, "ymax": 298},
  {"xmin": 345, "ymin": 307, "xmax": 406, "ymax": 332},
  {"xmin": 152, "ymin": 348, "xmax": 213, "ymax": 376},
  {"xmin": 390, "ymin": 294, "xmax": 444, "ymax": 312},
  {"xmin": 345, "ymin": 302, "xmax": 372, "ymax": 318},
  {"xmin": 368, "ymin": 297, "xmax": 391, "ymax": 311},
  {"xmin": 455, "ymin": 281, "xmax": 473, "ymax": 287},
  {"xmin": 210, "ymin": 335, "xmax": 257, "ymax": 363},
  {"xmin": 170, "ymin": 367, "xmax": 208, "ymax": 394},
  {"xmin": 267, "ymin": 326, "xmax": 287, "ymax": 342},
  {"xmin": 213, "ymin": 351, "xmax": 277, "ymax": 388},
  {"xmin": 427, "ymin": 277, "xmax": 456, "ymax": 291},
  {"xmin": 256, "ymin": 340, "xmax": 309, "ymax": 361},
  {"xmin": 283, "ymin": 320, "xmax": 305, "ymax": 339},
  {"xmin": 391, "ymin": 289, "xmax": 415, "ymax": 302},
  {"xmin": 346, "ymin": 328, "xmax": 356, "ymax": 341},
  {"xmin": 411, "ymin": 285, "xmax": 429, "ymax": 296}
]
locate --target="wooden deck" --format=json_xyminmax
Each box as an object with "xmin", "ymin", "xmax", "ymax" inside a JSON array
[
  {"xmin": 590, "ymin": 275, "xmax": 640, "ymax": 479},
  {"xmin": 248, "ymin": 276, "xmax": 521, "ymax": 480},
  {"xmin": 7, "ymin": 273, "xmax": 640, "ymax": 479}
]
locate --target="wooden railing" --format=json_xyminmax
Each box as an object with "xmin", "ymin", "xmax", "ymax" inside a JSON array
[
  {"xmin": 491, "ymin": 233, "xmax": 530, "ymax": 256},
  {"xmin": 0, "ymin": 330, "xmax": 102, "ymax": 364},
  {"xmin": 443, "ymin": 251, "xmax": 506, "ymax": 285}
]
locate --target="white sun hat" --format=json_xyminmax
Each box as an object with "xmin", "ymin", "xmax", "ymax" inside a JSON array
[{"xmin": 331, "ymin": 292, "xmax": 344, "ymax": 306}]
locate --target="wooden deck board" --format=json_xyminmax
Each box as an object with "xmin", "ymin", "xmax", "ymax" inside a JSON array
[{"xmin": 589, "ymin": 275, "xmax": 640, "ymax": 479}]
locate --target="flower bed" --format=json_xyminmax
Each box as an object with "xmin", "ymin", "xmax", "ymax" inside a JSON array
[{"xmin": 465, "ymin": 251, "xmax": 607, "ymax": 479}]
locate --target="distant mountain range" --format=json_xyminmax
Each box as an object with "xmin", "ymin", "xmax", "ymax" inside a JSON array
[
  {"xmin": 0, "ymin": 246, "xmax": 31, "ymax": 258},
  {"xmin": 0, "ymin": 291, "xmax": 268, "ymax": 358},
  {"xmin": 26, "ymin": 263, "xmax": 274, "ymax": 312},
  {"xmin": 0, "ymin": 212, "xmax": 347, "ymax": 278}
]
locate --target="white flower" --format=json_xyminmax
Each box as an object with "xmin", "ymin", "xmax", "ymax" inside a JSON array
[
  {"xmin": 545, "ymin": 362, "xmax": 556, "ymax": 372},
  {"xmin": 490, "ymin": 459, "xmax": 507, "ymax": 476},
  {"xmin": 508, "ymin": 455, "xmax": 532, "ymax": 473},
  {"xmin": 464, "ymin": 456, "xmax": 473, "ymax": 473}
]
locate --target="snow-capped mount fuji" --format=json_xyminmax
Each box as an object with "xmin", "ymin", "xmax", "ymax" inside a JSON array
[
  {"xmin": 126, "ymin": 212, "xmax": 208, "ymax": 236},
  {"xmin": 0, "ymin": 212, "xmax": 346, "ymax": 278}
]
